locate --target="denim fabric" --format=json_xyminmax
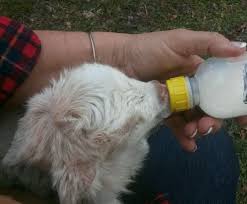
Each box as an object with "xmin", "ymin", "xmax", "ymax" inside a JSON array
[{"xmin": 121, "ymin": 126, "xmax": 240, "ymax": 204}]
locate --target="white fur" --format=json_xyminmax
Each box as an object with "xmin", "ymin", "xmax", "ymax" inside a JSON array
[{"xmin": 2, "ymin": 63, "xmax": 170, "ymax": 204}]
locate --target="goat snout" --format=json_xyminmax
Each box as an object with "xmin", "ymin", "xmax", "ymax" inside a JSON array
[{"xmin": 151, "ymin": 80, "xmax": 168, "ymax": 103}]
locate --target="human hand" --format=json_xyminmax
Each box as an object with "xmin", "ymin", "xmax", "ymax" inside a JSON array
[
  {"xmin": 123, "ymin": 29, "xmax": 246, "ymax": 152},
  {"xmin": 5, "ymin": 28, "xmax": 246, "ymax": 152},
  {"xmin": 0, "ymin": 196, "xmax": 21, "ymax": 204}
]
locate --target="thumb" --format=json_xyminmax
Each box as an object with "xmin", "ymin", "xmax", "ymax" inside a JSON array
[{"xmin": 165, "ymin": 29, "xmax": 246, "ymax": 57}]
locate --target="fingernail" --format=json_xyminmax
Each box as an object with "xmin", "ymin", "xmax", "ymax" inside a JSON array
[
  {"xmin": 231, "ymin": 41, "xmax": 247, "ymax": 48},
  {"xmin": 192, "ymin": 144, "xmax": 198, "ymax": 152},
  {"xmin": 203, "ymin": 126, "xmax": 213, "ymax": 135},
  {"xmin": 189, "ymin": 129, "xmax": 198, "ymax": 138}
]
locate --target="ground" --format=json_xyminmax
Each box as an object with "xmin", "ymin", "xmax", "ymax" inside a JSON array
[{"xmin": 1, "ymin": 0, "xmax": 247, "ymax": 203}]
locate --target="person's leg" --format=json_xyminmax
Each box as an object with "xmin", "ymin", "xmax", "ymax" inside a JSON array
[{"xmin": 121, "ymin": 126, "xmax": 240, "ymax": 204}]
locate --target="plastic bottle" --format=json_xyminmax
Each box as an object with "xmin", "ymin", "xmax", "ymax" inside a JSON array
[{"xmin": 166, "ymin": 53, "xmax": 247, "ymax": 119}]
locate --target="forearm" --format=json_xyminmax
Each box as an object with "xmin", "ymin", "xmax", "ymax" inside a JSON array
[{"xmin": 5, "ymin": 31, "xmax": 130, "ymax": 108}]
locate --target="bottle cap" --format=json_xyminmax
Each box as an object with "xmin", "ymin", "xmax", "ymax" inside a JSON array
[{"xmin": 166, "ymin": 76, "xmax": 191, "ymax": 112}]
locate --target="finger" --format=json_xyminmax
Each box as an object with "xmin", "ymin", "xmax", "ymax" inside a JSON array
[
  {"xmin": 182, "ymin": 109, "xmax": 203, "ymax": 139},
  {"xmin": 166, "ymin": 29, "xmax": 246, "ymax": 58},
  {"xmin": 165, "ymin": 115, "xmax": 197, "ymax": 152},
  {"xmin": 181, "ymin": 55, "xmax": 204, "ymax": 76},
  {"xmin": 162, "ymin": 55, "xmax": 204, "ymax": 79},
  {"xmin": 183, "ymin": 108, "xmax": 204, "ymax": 122},
  {"xmin": 197, "ymin": 116, "xmax": 223, "ymax": 135},
  {"xmin": 178, "ymin": 133, "xmax": 198, "ymax": 152},
  {"xmin": 184, "ymin": 121, "xmax": 198, "ymax": 138}
]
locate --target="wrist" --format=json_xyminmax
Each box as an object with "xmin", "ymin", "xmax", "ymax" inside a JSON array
[{"xmin": 92, "ymin": 32, "xmax": 131, "ymax": 70}]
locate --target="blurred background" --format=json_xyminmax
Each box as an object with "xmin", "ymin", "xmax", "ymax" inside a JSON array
[{"xmin": 1, "ymin": 0, "xmax": 247, "ymax": 203}]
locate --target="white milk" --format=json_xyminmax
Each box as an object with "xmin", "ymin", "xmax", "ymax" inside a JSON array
[
  {"xmin": 166, "ymin": 53, "xmax": 247, "ymax": 119},
  {"xmin": 167, "ymin": 53, "xmax": 247, "ymax": 118}
]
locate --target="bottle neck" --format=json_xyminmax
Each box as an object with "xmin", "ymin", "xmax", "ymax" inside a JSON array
[
  {"xmin": 166, "ymin": 76, "xmax": 199, "ymax": 113},
  {"xmin": 186, "ymin": 76, "xmax": 200, "ymax": 108}
]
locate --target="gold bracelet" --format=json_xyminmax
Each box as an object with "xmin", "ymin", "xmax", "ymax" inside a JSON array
[{"xmin": 88, "ymin": 32, "xmax": 96, "ymax": 62}]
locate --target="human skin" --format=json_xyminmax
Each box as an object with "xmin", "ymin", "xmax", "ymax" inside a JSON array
[{"xmin": 4, "ymin": 29, "xmax": 246, "ymax": 152}]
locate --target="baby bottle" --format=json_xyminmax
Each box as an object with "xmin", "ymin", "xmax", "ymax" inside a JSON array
[{"xmin": 166, "ymin": 52, "xmax": 247, "ymax": 119}]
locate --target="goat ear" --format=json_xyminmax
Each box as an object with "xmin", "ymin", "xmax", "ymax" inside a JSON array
[
  {"xmin": 2, "ymin": 110, "xmax": 52, "ymax": 167},
  {"xmin": 53, "ymin": 108, "xmax": 91, "ymax": 138},
  {"xmin": 3, "ymin": 103, "xmax": 91, "ymax": 166},
  {"xmin": 52, "ymin": 160, "xmax": 97, "ymax": 204}
]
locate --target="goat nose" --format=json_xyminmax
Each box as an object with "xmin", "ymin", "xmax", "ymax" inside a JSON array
[{"xmin": 151, "ymin": 80, "xmax": 168, "ymax": 103}]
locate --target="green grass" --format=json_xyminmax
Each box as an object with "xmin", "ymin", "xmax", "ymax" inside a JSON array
[
  {"xmin": 235, "ymin": 139, "xmax": 247, "ymax": 204},
  {"xmin": 1, "ymin": 0, "xmax": 247, "ymax": 203}
]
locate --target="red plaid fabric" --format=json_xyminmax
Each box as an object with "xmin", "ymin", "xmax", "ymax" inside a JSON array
[
  {"xmin": 146, "ymin": 193, "xmax": 171, "ymax": 204},
  {"xmin": 0, "ymin": 16, "xmax": 41, "ymax": 105}
]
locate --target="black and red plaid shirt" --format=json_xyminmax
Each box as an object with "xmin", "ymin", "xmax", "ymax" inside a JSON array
[
  {"xmin": 0, "ymin": 16, "xmax": 41, "ymax": 106},
  {"xmin": 147, "ymin": 193, "xmax": 171, "ymax": 204}
]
